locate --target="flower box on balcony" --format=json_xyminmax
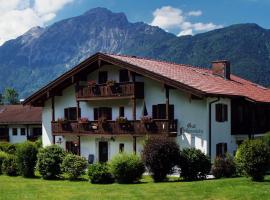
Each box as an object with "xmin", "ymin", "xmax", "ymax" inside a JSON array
[
  {"xmin": 78, "ymin": 117, "xmax": 89, "ymax": 124},
  {"xmin": 116, "ymin": 117, "xmax": 133, "ymax": 131}
]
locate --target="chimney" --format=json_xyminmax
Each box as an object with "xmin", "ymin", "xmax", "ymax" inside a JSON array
[{"xmin": 211, "ymin": 60, "xmax": 230, "ymax": 79}]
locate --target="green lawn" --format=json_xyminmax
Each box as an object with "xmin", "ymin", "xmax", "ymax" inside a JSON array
[{"xmin": 0, "ymin": 175, "xmax": 269, "ymax": 200}]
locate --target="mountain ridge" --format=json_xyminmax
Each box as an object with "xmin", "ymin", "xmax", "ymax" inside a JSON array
[{"xmin": 0, "ymin": 7, "xmax": 269, "ymax": 98}]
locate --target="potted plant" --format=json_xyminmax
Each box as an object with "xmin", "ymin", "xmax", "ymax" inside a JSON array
[
  {"xmin": 106, "ymin": 80, "xmax": 116, "ymax": 87},
  {"xmin": 98, "ymin": 117, "xmax": 111, "ymax": 132},
  {"xmin": 140, "ymin": 116, "xmax": 155, "ymax": 131},
  {"xmin": 88, "ymin": 80, "xmax": 96, "ymax": 87},
  {"xmin": 116, "ymin": 117, "xmax": 132, "ymax": 131},
  {"xmin": 57, "ymin": 118, "xmax": 69, "ymax": 130},
  {"xmin": 78, "ymin": 117, "xmax": 89, "ymax": 124}
]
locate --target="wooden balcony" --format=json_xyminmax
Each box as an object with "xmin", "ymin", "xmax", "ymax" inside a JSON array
[
  {"xmin": 51, "ymin": 119, "xmax": 178, "ymax": 137},
  {"xmin": 76, "ymin": 82, "xmax": 144, "ymax": 100}
]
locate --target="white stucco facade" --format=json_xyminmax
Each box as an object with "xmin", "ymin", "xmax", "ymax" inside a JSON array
[{"xmin": 41, "ymin": 63, "xmax": 244, "ymax": 161}]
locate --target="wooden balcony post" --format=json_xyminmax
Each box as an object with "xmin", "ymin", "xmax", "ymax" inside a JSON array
[
  {"xmin": 132, "ymin": 97, "xmax": 136, "ymax": 120},
  {"xmin": 133, "ymin": 136, "xmax": 137, "ymax": 154},
  {"xmin": 76, "ymin": 101, "xmax": 80, "ymax": 120},
  {"xmin": 77, "ymin": 136, "xmax": 81, "ymax": 156},
  {"xmin": 165, "ymin": 86, "xmax": 170, "ymax": 120},
  {"xmin": 51, "ymin": 96, "xmax": 55, "ymax": 121}
]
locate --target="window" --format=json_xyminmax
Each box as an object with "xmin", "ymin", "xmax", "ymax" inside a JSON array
[
  {"xmin": 119, "ymin": 143, "xmax": 124, "ymax": 153},
  {"xmin": 216, "ymin": 143, "xmax": 227, "ymax": 157},
  {"xmin": 94, "ymin": 107, "xmax": 112, "ymax": 120},
  {"xmin": 20, "ymin": 128, "xmax": 26, "ymax": 136},
  {"xmin": 64, "ymin": 107, "xmax": 79, "ymax": 121},
  {"xmin": 152, "ymin": 104, "xmax": 174, "ymax": 119},
  {"xmin": 119, "ymin": 106, "xmax": 125, "ymax": 117},
  {"xmin": 119, "ymin": 69, "xmax": 129, "ymax": 83},
  {"xmin": 216, "ymin": 104, "xmax": 228, "ymax": 122},
  {"xmin": 98, "ymin": 71, "xmax": 108, "ymax": 84},
  {"xmin": 32, "ymin": 128, "xmax": 42, "ymax": 136},
  {"xmin": 12, "ymin": 128, "xmax": 17, "ymax": 136}
]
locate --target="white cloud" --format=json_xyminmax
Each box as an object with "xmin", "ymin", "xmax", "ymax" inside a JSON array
[
  {"xmin": 151, "ymin": 6, "xmax": 184, "ymax": 30},
  {"xmin": 188, "ymin": 10, "xmax": 202, "ymax": 17},
  {"xmin": 0, "ymin": 0, "xmax": 74, "ymax": 45},
  {"xmin": 150, "ymin": 6, "xmax": 223, "ymax": 36}
]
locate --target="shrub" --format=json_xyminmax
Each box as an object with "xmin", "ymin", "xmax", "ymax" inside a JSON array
[
  {"xmin": 0, "ymin": 151, "xmax": 8, "ymax": 174},
  {"xmin": 262, "ymin": 132, "xmax": 270, "ymax": 148},
  {"xmin": 88, "ymin": 163, "xmax": 114, "ymax": 184},
  {"xmin": 34, "ymin": 137, "xmax": 43, "ymax": 149},
  {"xmin": 16, "ymin": 142, "xmax": 38, "ymax": 177},
  {"xmin": 37, "ymin": 145, "xmax": 65, "ymax": 179},
  {"xmin": 211, "ymin": 154, "xmax": 236, "ymax": 179},
  {"xmin": 2, "ymin": 154, "xmax": 18, "ymax": 176},
  {"xmin": 62, "ymin": 154, "xmax": 88, "ymax": 180},
  {"xmin": 110, "ymin": 153, "xmax": 145, "ymax": 183},
  {"xmin": 235, "ymin": 139, "xmax": 270, "ymax": 181},
  {"xmin": 179, "ymin": 148, "xmax": 211, "ymax": 181},
  {"xmin": 0, "ymin": 142, "xmax": 17, "ymax": 154},
  {"xmin": 142, "ymin": 137, "xmax": 180, "ymax": 182}
]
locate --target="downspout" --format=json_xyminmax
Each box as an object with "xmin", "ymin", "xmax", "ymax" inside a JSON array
[{"xmin": 208, "ymin": 97, "xmax": 220, "ymax": 158}]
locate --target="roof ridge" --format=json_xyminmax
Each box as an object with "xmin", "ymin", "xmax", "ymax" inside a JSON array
[{"xmin": 104, "ymin": 52, "xmax": 210, "ymax": 71}]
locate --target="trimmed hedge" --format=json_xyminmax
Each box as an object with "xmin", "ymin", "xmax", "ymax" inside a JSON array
[
  {"xmin": 211, "ymin": 154, "xmax": 236, "ymax": 179},
  {"xmin": 16, "ymin": 142, "xmax": 38, "ymax": 177},
  {"xmin": 0, "ymin": 151, "xmax": 8, "ymax": 174},
  {"xmin": 142, "ymin": 137, "xmax": 180, "ymax": 182},
  {"xmin": 62, "ymin": 154, "xmax": 88, "ymax": 180},
  {"xmin": 235, "ymin": 139, "xmax": 270, "ymax": 181},
  {"xmin": 110, "ymin": 153, "xmax": 145, "ymax": 183},
  {"xmin": 0, "ymin": 142, "xmax": 17, "ymax": 154},
  {"xmin": 2, "ymin": 154, "xmax": 18, "ymax": 176},
  {"xmin": 37, "ymin": 145, "xmax": 65, "ymax": 179},
  {"xmin": 88, "ymin": 163, "xmax": 114, "ymax": 184},
  {"xmin": 179, "ymin": 148, "xmax": 211, "ymax": 181}
]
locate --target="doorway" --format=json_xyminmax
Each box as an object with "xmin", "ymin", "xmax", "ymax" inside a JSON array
[{"xmin": 99, "ymin": 141, "xmax": 108, "ymax": 162}]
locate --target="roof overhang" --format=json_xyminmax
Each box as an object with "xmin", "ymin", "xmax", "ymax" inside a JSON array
[{"xmin": 23, "ymin": 52, "xmax": 207, "ymax": 106}]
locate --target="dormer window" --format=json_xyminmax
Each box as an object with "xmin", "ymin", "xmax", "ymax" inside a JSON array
[
  {"xmin": 216, "ymin": 104, "xmax": 228, "ymax": 122},
  {"xmin": 98, "ymin": 71, "xmax": 108, "ymax": 84}
]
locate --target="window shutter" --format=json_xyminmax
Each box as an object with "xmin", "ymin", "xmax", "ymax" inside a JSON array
[
  {"xmin": 224, "ymin": 104, "xmax": 228, "ymax": 121},
  {"xmin": 152, "ymin": 105, "xmax": 158, "ymax": 119},
  {"xmin": 158, "ymin": 104, "xmax": 166, "ymax": 119},
  {"xmin": 224, "ymin": 143, "xmax": 227, "ymax": 154},
  {"xmin": 64, "ymin": 108, "xmax": 68, "ymax": 120},
  {"xmin": 169, "ymin": 105, "xmax": 174, "ymax": 120},
  {"xmin": 94, "ymin": 108, "xmax": 98, "ymax": 120},
  {"xmin": 216, "ymin": 104, "xmax": 222, "ymax": 122},
  {"xmin": 107, "ymin": 107, "xmax": 112, "ymax": 120},
  {"xmin": 119, "ymin": 107, "xmax": 125, "ymax": 117},
  {"xmin": 78, "ymin": 107, "xmax": 81, "ymax": 119}
]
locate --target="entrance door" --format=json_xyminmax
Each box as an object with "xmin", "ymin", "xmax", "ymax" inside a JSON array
[{"xmin": 99, "ymin": 141, "xmax": 108, "ymax": 162}]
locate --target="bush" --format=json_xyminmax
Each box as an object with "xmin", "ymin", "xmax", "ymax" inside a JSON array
[
  {"xmin": 235, "ymin": 139, "xmax": 270, "ymax": 181},
  {"xmin": 211, "ymin": 154, "xmax": 236, "ymax": 179},
  {"xmin": 88, "ymin": 163, "xmax": 114, "ymax": 184},
  {"xmin": 0, "ymin": 142, "xmax": 17, "ymax": 154},
  {"xmin": 34, "ymin": 137, "xmax": 43, "ymax": 149},
  {"xmin": 16, "ymin": 142, "xmax": 38, "ymax": 177},
  {"xmin": 2, "ymin": 154, "xmax": 18, "ymax": 176},
  {"xmin": 262, "ymin": 132, "xmax": 270, "ymax": 148},
  {"xmin": 0, "ymin": 151, "xmax": 8, "ymax": 174},
  {"xmin": 142, "ymin": 137, "xmax": 180, "ymax": 182},
  {"xmin": 62, "ymin": 154, "xmax": 88, "ymax": 180},
  {"xmin": 179, "ymin": 148, "xmax": 211, "ymax": 181},
  {"xmin": 110, "ymin": 153, "xmax": 145, "ymax": 183},
  {"xmin": 37, "ymin": 145, "xmax": 65, "ymax": 179}
]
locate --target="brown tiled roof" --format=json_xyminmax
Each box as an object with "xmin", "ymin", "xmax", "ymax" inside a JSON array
[
  {"xmin": 23, "ymin": 52, "xmax": 270, "ymax": 105},
  {"xmin": 108, "ymin": 54, "xmax": 270, "ymax": 103},
  {"xmin": 0, "ymin": 105, "xmax": 41, "ymax": 124}
]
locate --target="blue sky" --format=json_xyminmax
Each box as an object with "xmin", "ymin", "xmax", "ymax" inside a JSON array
[
  {"xmin": 0, "ymin": 0, "xmax": 269, "ymax": 45},
  {"xmin": 54, "ymin": 0, "xmax": 270, "ymax": 29}
]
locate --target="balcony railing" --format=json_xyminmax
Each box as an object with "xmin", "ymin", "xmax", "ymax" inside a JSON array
[
  {"xmin": 76, "ymin": 82, "xmax": 144, "ymax": 100},
  {"xmin": 51, "ymin": 119, "xmax": 178, "ymax": 136}
]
